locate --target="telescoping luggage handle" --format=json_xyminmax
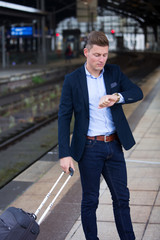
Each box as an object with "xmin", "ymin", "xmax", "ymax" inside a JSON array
[{"xmin": 35, "ymin": 167, "xmax": 74, "ymax": 225}]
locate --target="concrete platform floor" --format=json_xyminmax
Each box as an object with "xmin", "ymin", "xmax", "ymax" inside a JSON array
[
  {"xmin": 65, "ymin": 67, "xmax": 160, "ymax": 240},
  {"xmin": 0, "ymin": 66, "xmax": 160, "ymax": 240}
]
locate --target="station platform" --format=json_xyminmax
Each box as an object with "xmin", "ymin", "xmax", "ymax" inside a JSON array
[
  {"xmin": 0, "ymin": 56, "xmax": 87, "ymax": 80},
  {"xmin": 0, "ymin": 60, "xmax": 160, "ymax": 240},
  {"xmin": 0, "ymin": 55, "xmax": 89, "ymax": 93}
]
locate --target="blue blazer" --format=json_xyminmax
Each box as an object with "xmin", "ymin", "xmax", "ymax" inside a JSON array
[{"xmin": 58, "ymin": 64, "xmax": 143, "ymax": 162}]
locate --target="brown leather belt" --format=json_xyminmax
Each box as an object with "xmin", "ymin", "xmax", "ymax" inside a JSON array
[{"xmin": 86, "ymin": 133, "xmax": 118, "ymax": 142}]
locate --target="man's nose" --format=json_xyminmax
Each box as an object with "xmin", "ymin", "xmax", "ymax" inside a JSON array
[{"xmin": 99, "ymin": 56, "xmax": 105, "ymax": 62}]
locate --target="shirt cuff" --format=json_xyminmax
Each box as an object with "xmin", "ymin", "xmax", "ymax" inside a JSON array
[{"xmin": 118, "ymin": 93, "xmax": 125, "ymax": 103}]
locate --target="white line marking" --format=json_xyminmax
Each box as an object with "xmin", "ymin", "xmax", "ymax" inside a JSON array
[
  {"xmin": 48, "ymin": 151, "xmax": 53, "ymax": 154},
  {"xmin": 126, "ymin": 159, "xmax": 160, "ymax": 165}
]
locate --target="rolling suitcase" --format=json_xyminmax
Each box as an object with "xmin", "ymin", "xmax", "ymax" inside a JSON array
[{"xmin": 0, "ymin": 168, "xmax": 74, "ymax": 240}]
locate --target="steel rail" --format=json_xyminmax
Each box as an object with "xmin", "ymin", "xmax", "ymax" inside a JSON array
[{"xmin": 0, "ymin": 112, "xmax": 58, "ymax": 150}]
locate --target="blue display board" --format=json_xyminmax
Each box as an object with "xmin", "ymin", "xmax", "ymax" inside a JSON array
[{"xmin": 11, "ymin": 26, "xmax": 33, "ymax": 36}]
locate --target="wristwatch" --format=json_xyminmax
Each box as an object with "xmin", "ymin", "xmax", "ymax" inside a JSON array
[{"xmin": 113, "ymin": 93, "xmax": 120, "ymax": 103}]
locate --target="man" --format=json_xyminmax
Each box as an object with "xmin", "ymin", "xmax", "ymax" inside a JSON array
[{"xmin": 58, "ymin": 31, "xmax": 143, "ymax": 240}]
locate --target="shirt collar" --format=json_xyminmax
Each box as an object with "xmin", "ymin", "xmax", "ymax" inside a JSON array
[{"xmin": 84, "ymin": 63, "xmax": 104, "ymax": 79}]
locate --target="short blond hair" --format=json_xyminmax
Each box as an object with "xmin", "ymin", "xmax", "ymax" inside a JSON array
[{"xmin": 85, "ymin": 31, "xmax": 109, "ymax": 50}]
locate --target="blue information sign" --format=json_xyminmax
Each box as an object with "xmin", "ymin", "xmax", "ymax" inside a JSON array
[{"xmin": 11, "ymin": 26, "xmax": 33, "ymax": 36}]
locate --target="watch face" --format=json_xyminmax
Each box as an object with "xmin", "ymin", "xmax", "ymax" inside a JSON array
[{"xmin": 113, "ymin": 93, "xmax": 120, "ymax": 103}]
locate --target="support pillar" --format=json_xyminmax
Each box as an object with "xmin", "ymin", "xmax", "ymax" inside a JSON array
[
  {"xmin": 36, "ymin": 0, "xmax": 41, "ymax": 63},
  {"xmin": 152, "ymin": 25, "xmax": 158, "ymax": 51},
  {"xmin": 41, "ymin": 0, "xmax": 46, "ymax": 64},
  {"xmin": 1, "ymin": 26, "xmax": 6, "ymax": 68},
  {"xmin": 142, "ymin": 25, "xmax": 148, "ymax": 50}
]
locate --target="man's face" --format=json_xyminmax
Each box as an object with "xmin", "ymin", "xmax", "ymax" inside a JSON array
[{"xmin": 84, "ymin": 44, "xmax": 109, "ymax": 73}]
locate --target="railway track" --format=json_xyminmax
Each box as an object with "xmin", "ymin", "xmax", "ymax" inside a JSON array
[
  {"xmin": 0, "ymin": 113, "xmax": 62, "ymax": 189},
  {"xmin": 0, "ymin": 111, "xmax": 58, "ymax": 150}
]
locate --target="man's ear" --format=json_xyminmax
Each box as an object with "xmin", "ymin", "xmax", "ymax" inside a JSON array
[{"xmin": 83, "ymin": 48, "xmax": 88, "ymax": 57}]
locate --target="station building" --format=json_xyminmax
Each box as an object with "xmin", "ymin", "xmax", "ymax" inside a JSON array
[{"xmin": 0, "ymin": 0, "xmax": 160, "ymax": 67}]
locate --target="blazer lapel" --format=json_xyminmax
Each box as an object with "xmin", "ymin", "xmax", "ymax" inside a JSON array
[
  {"xmin": 77, "ymin": 65, "xmax": 112, "ymax": 115},
  {"xmin": 103, "ymin": 65, "xmax": 111, "ymax": 94},
  {"xmin": 77, "ymin": 66, "xmax": 89, "ymax": 115}
]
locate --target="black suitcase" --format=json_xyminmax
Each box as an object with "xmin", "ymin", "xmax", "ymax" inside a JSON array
[
  {"xmin": 0, "ymin": 207, "xmax": 39, "ymax": 240},
  {"xmin": 0, "ymin": 168, "xmax": 74, "ymax": 240}
]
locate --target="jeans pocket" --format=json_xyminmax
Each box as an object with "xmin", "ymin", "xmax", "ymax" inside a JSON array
[{"xmin": 85, "ymin": 139, "xmax": 96, "ymax": 148}]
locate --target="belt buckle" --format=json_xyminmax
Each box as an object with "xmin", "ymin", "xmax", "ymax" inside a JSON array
[{"xmin": 104, "ymin": 135, "xmax": 109, "ymax": 142}]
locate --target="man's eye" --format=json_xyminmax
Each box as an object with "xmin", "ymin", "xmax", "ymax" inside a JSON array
[{"xmin": 94, "ymin": 54, "xmax": 100, "ymax": 57}]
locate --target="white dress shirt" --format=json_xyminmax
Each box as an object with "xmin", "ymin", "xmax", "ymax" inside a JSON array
[{"xmin": 85, "ymin": 65, "xmax": 124, "ymax": 136}]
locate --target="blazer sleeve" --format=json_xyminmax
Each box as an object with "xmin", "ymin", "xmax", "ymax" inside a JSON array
[
  {"xmin": 117, "ymin": 66, "xmax": 143, "ymax": 103},
  {"xmin": 58, "ymin": 75, "xmax": 73, "ymax": 158}
]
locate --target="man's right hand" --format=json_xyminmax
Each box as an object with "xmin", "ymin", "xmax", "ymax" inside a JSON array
[{"xmin": 60, "ymin": 156, "xmax": 75, "ymax": 174}]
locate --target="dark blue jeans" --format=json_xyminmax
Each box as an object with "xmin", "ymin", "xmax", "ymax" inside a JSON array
[{"xmin": 78, "ymin": 138, "xmax": 135, "ymax": 240}]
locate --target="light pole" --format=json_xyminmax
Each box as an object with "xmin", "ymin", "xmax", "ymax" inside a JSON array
[{"xmin": 1, "ymin": 26, "xmax": 6, "ymax": 68}]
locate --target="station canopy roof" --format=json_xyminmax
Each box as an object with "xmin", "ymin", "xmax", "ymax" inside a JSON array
[{"xmin": 0, "ymin": 0, "xmax": 160, "ymax": 28}]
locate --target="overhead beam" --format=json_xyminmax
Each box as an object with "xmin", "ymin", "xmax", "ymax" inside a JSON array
[
  {"xmin": 99, "ymin": 0, "xmax": 160, "ymax": 26},
  {"xmin": 0, "ymin": 1, "xmax": 47, "ymax": 16}
]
